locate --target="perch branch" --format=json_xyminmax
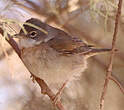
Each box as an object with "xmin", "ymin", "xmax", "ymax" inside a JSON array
[
  {"xmin": 0, "ymin": 27, "xmax": 65, "ymax": 110},
  {"xmin": 99, "ymin": 0, "xmax": 123, "ymax": 110}
]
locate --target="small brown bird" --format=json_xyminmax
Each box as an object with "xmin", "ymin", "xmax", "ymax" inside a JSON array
[{"xmin": 15, "ymin": 18, "xmax": 111, "ymax": 88}]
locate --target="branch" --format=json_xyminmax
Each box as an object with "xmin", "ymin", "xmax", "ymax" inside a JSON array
[
  {"xmin": 0, "ymin": 27, "xmax": 65, "ymax": 110},
  {"xmin": 34, "ymin": 75, "xmax": 65, "ymax": 110},
  {"xmin": 92, "ymin": 57, "xmax": 124, "ymax": 95},
  {"xmin": 99, "ymin": 0, "xmax": 123, "ymax": 110},
  {"xmin": 109, "ymin": 75, "xmax": 124, "ymax": 95},
  {"xmin": 63, "ymin": 21, "xmax": 124, "ymax": 97}
]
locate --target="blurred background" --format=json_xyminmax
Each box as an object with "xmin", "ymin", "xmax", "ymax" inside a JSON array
[{"xmin": 0, "ymin": 0, "xmax": 124, "ymax": 110}]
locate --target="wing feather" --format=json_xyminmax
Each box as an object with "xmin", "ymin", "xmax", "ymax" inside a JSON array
[{"xmin": 47, "ymin": 30, "xmax": 91, "ymax": 54}]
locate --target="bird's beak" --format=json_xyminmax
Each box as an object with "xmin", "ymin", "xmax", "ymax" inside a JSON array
[
  {"xmin": 84, "ymin": 48, "xmax": 112, "ymax": 58},
  {"xmin": 12, "ymin": 33, "xmax": 27, "ymax": 39}
]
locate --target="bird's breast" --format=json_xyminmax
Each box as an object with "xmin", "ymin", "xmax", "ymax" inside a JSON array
[{"xmin": 21, "ymin": 44, "xmax": 87, "ymax": 86}]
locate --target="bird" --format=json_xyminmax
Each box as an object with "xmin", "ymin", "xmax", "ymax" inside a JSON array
[{"xmin": 15, "ymin": 18, "xmax": 111, "ymax": 92}]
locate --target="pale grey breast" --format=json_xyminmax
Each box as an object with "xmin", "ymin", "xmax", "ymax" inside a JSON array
[{"xmin": 21, "ymin": 44, "xmax": 87, "ymax": 85}]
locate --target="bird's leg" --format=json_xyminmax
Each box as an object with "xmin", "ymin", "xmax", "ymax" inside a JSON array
[{"xmin": 52, "ymin": 80, "xmax": 68, "ymax": 105}]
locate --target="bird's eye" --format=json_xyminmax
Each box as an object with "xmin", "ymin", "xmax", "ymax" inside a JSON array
[{"xmin": 29, "ymin": 31, "xmax": 37, "ymax": 38}]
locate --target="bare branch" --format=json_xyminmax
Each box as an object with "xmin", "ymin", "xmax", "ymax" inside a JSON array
[
  {"xmin": 34, "ymin": 75, "xmax": 65, "ymax": 110},
  {"xmin": 109, "ymin": 75, "xmax": 124, "ymax": 95},
  {"xmin": 0, "ymin": 26, "xmax": 65, "ymax": 110},
  {"xmin": 99, "ymin": 0, "xmax": 123, "ymax": 110}
]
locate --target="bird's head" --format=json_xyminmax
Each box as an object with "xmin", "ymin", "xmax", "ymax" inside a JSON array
[{"xmin": 14, "ymin": 18, "xmax": 56, "ymax": 49}]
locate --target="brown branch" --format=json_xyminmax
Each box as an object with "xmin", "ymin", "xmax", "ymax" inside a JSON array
[
  {"xmin": 0, "ymin": 28, "xmax": 65, "ymax": 110},
  {"xmin": 34, "ymin": 76, "xmax": 65, "ymax": 110},
  {"xmin": 92, "ymin": 57, "xmax": 124, "ymax": 95},
  {"xmin": 93, "ymin": 57, "xmax": 124, "ymax": 95},
  {"xmin": 99, "ymin": 0, "xmax": 123, "ymax": 110},
  {"xmin": 63, "ymin": 22, "xmax": 124, "ymax": 96},
  {"xmin": 109, "ymin": 75, "xmax": 124, "ymax": 94}
]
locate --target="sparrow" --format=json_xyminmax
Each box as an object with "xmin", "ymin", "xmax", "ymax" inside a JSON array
[{"xmin": 15, "ymin": 18, "xmax": 111, "ymax": 88}]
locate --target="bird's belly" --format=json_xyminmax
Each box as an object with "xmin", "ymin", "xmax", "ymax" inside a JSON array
[{"xmin": 21, "ymin": 46, "xmax": 87, "ymax": 85}]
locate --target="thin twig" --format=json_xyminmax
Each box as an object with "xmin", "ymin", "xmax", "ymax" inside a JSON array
[
  {"xmin": 109, "ymin": 75, "xmax": 124, "ymax": 94},
  {"xmin": 92, "ymin": 57, "xmax": 124, "ymax": 95},
  {"xmin": 63, "ymin": 22, "xmax": 124, "ymax": 97},
  {"xmin": 99, "ymin": 0, "xmax": 123, "ymax": 110}
]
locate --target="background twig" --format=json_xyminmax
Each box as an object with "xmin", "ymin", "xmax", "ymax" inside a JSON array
[
  {"xmin": 99, "ymin": 0, "xmax": 123, "ymax": 110},
  {"xmin": 109, "ymin": 75, "xmax": 124, "ymax": 94}
]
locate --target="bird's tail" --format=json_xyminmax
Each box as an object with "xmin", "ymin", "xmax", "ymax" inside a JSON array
[{"xmin": 84, "ymin": 48, "xmax": 112, "ymax": 58}]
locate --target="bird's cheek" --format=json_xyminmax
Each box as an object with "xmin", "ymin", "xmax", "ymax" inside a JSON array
[{"xmin": 18, "ymin": 38, "xmax": 36, "ymax": 48}]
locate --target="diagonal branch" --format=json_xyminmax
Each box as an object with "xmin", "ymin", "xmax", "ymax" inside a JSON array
[
  {"xmin": 0, "ymin": 27, "xmax": 65, "ymax": 110},
  {"xmin": 99, "ymin": 0, "xmax": 123, "ymax": 110}
]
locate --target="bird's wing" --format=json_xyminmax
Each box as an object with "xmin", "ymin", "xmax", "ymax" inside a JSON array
[{"xmin": 47, "ymin": 30, "xmax": 92, "ymax": 54}]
